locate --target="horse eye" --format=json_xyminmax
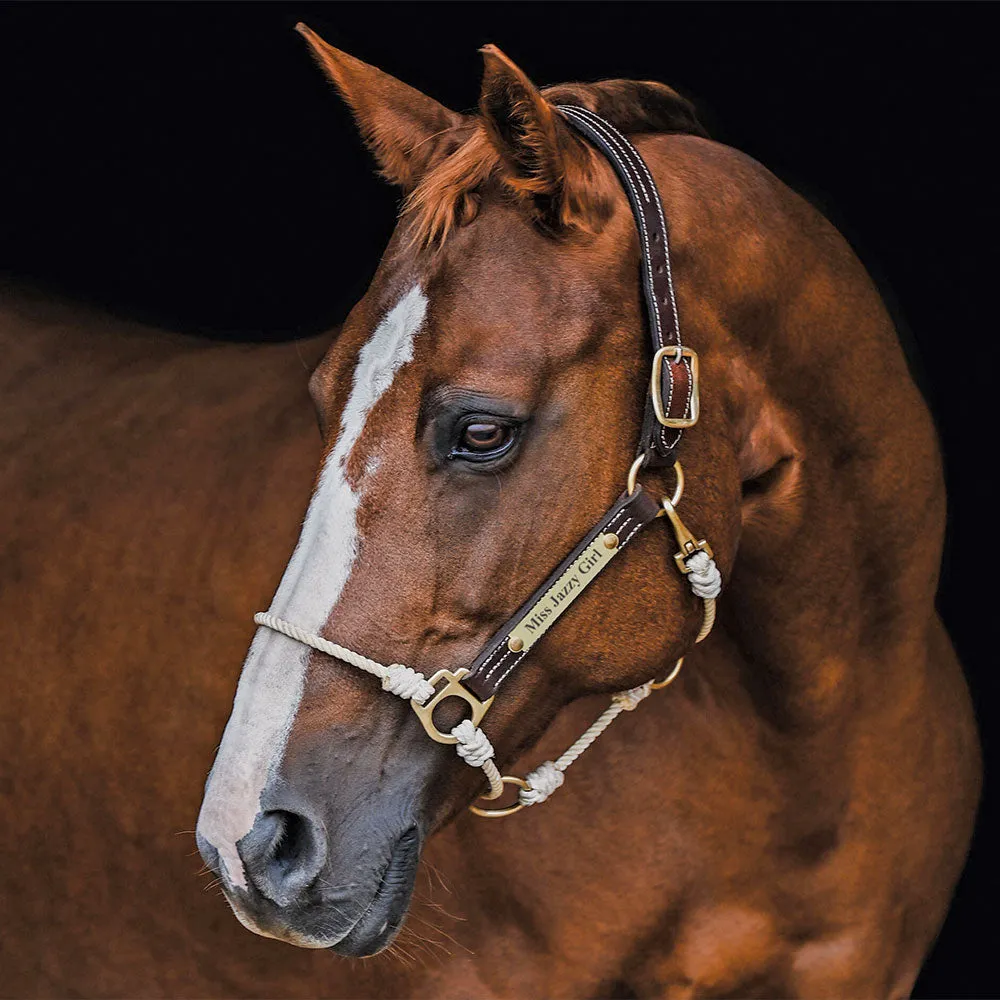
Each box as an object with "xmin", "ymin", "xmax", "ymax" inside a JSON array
[
  {"xmin": 447, "ymin": 417, "xmax": 520, "ymax": 464},
  {"xmin": 461, "ymin": 422, "xmax": 509, "ymax": 452}
]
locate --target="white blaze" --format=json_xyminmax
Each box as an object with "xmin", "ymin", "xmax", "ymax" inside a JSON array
[{"xmin": 197, "ymin": 284, "xmax": 428, "ymax": 889}]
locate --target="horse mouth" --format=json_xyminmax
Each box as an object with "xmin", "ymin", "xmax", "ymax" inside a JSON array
[
  {"xmin": 332, "ymin": 826, "xmax": 421, "ymax": 957},
  {"xmin": 209, "ymin": 824, "xmax": 423, "ymax": 955}
]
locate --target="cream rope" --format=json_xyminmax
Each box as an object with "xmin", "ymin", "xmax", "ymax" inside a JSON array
[
  {"xmin": 519, "ymin": 682, "xmax": 653, "ymax": 806},
  {"xmin": 253, "ymin": 546, "xmax": 721, "ymax": 815},
  {"xmin": 253, "ymin": 612, "xmax": 504, "ymax": 799},
  {"xmin": 515, "ymin": 549, "xmax": 721, "ymax": 809}
]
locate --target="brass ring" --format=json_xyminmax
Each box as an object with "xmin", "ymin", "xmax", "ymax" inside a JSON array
[
  {"xmin": 670, "ymin": 461, "xmax": 685, "ymax": 507},
  {"xmin": 650, "ymin": 656, "xmax": 684, "ymax": 689},
  {"xmin": 627, "ymin": 457, "xmax": 684, "ymax": 507},
  {"xmin": 468, "ymin": 775, "xmax": 530, "ymax": 818},
  {"xmin": 626, "ymin": 453, "xmax": 646, "ymax": 496}
]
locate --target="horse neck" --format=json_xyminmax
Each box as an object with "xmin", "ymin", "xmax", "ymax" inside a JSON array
[{"xmin": 663, "ymin": 139, "xmax": 946, "ymax": 734}]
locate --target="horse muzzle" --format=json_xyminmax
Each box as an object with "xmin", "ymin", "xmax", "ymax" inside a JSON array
[{"xmin": 196, "ymin": 788, "xmax": 423, "ymax": 956}]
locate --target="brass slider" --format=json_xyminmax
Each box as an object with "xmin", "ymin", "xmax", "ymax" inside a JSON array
[
  {"xmin": 651, "ymin": 345, "xmax": 700, "ymax": 428},
  {"xmin": 410, "ymin": 668, "xmax": 495, "ymax": 744}
]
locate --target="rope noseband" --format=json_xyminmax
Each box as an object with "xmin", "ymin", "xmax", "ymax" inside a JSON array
[{"xmin": 253, "ymin": 108, "xmax": 722, "ymax": 816}]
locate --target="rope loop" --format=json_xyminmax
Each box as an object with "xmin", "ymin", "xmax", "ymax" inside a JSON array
[
  {"xmin": 520, "ymin": 761, "xmax": 565, "ymax": 806},
  {"xmin": 613, "ymin": 681, "xmax": 653, "ymax": 711},
  {"xmin": 382, "ymin": 664, "xmax": 435, "ymax": 703},
  {"xmin": 451, "ymin": 720, "xmax": 495, "ymax": 768},
  {"xmin": 685, "ymin": 550, "xmax": 722, "ymax": 599}
]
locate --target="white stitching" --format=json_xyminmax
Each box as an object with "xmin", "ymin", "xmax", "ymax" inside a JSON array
[
  {"xmin": 558, "ymin": 106, "xmax": 663, "ymax": 350},
  {"xmin": 570, "ymin": 107, "xmax": 682, "ymax": 350},
  {"xmin": 491, "ymin": 509, "xmax": 647, "ymax": 690},
  {"xmin": 481, "ymin": 645, "xmax": 515, "ymax": 684},
  {"xmin": 559, "ymin": 108, "xmax": 659, "ymax": 346},
  {"xmin": 560, "ymin": 105, "xmax": 693, "ymax": 446},
  {"xmin": 493, "ymin": 649, "xmax": 530, "ymax": 690},
  {"xmin": 479, "ymin": 642, "xmax": 512, "ymax": 681},
  {"xmin": 480, "ymin": 505, "xmax": 632, "ymax": 684},
  {"xmin": 620, "ymin": 517, "xmax": 644, "ymax": 547},
  {"xmin": 563, "ymin": 105, "xmax": 652, "ymax": 203},
  {"xmin": 477, "ymin": 642, "xmax": 506, "ymax": 675},
  {"xmin": 491, "ymin": 641, "xmax": 529, "ymax": 686},
  {"xmin": 475, "ymin": 503, "xmax": 634, "ymax": 686},
  {"xmin": 583, "ymin": 112, "xmax": 688, "ymax": 443}
]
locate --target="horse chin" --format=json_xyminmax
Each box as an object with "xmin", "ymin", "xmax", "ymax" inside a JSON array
[
  {"xmin": 328, "ymin": 826, "xmax": 422, "ymax": 957},
  {"xmin": 215, "ymin": 825, "xmax": 422, "ymax": 957}
]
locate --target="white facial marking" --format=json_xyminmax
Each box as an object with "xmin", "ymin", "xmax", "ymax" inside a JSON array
[{"xmin": 197, "ymin": 284, "xmax": 428, "ymax": 890}]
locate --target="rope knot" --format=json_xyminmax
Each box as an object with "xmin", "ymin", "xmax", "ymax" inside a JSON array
[
  {"xmin": 613, "ymin": 682, "xmax": 653, "ymax": 711},
  {"xmin": 520, "ymin": 761, "xmax": 565, "ymax": 806},
  {"xmin": 451, "ymin": 720, "xmax": 495, "ymax": 768},
  {"xmin": 685, "ymin": 550, "xmax": 722, "ymax": 599},
  {"xmin": 382, "ymin": 664, "xmax": 435, "ymax": 703}
]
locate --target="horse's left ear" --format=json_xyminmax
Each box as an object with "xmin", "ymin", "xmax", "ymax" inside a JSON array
[
  {"xmin": 479, "ymin": 45, "xmax": 611, "ymax": 230},
  {"xmin": 297, "ymin": 23, "xmax": 466, "ymax": 190}
]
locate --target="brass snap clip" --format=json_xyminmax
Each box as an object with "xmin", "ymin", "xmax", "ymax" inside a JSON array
[
  {"xmin": 661, "ymin": 497, "xmax": 714, "ymax": 573},
  {"xmin": 410, "ymin": 667, "xmax": 495, "ymax": 745}
]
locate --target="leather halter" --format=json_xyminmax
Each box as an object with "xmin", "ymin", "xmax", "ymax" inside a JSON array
[
  {"xmin": 558, "ymin": 105, "xmax": 699, "ymax": 467},
  {"xmin": 451, "ymin": 107, "xmax": 701, "ymax": 705},
  {"xmin": 256, "ymin": 107, "xmax": 713, "ymax": 795}
]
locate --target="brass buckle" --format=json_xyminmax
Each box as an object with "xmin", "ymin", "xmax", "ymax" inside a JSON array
[
  {"xmin": 661, "ymin": 498, "xmax": 714, "ymax": 573},
  {"xmin": 651, "ymin": 345, "xmax": 700, "ymax": 428},
  {"xmin": 410, "ymin": 668, "xmax": 494, "ymax": 745}
]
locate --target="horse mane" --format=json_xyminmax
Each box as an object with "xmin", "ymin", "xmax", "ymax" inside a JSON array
[{"xmin": 404, "ymin": 78, "xmax": 707, "ymax": 246}]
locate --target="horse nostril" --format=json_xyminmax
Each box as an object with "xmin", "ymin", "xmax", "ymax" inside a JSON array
[{"xmin": 238, "ymin": 809, "xmax": 326, "ymax": 907}]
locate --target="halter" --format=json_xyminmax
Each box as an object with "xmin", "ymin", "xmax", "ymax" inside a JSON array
[{"xmin": 254, "ymin": 107, "xmax": 721, "ymax": 818}]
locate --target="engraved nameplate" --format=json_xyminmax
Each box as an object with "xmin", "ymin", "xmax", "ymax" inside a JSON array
[{"xmin": 506, "ymin": 532, "xmax": 622, "ymax": 654}]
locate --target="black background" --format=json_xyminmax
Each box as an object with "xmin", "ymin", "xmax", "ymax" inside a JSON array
[{"xmin": 1, "ymin": 3, "xmax": 994, "ymax": 995}]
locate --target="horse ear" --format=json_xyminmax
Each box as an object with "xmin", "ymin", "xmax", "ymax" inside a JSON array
[
  {"xmin": 478, "ymin": 45, "xmax": 610, "ymax": 230},
  {"xmin": 296, "ymin": 23, "xmax": 466, "ymax": 190},
  {"xmin": 727, "ymin": 356, "xmax": 801, "ymax": 526}
]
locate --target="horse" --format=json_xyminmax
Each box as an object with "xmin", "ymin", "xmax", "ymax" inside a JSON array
[
  {"xmin": 191, "ymin": 25, "xmax": 981, "ymax": 997},
  {"xmin": 0, "ymin": 28, "xmax": 979, "ymax": 1000},
  {"xmin": 2, "ymin": 287, "xmax": 469, "ymax": 996}
]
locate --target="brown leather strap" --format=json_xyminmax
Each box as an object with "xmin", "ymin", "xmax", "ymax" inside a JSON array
[
  {"xmin": 557, "ymin": 105, "xmax": 696, "ymax": 468},
  {"xmin": 460, "ymin": 109, "xmax": 695, "ymax": 702},
  {"xmin": 464, "ymin": 487, "xmax": 662, "ymax": 701}
]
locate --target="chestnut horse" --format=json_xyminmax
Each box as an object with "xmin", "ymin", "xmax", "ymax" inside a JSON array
[
  {"xmin": 0, "ymin": 29, "xmax": 978, "ymax": 1000},
  {"xmin": 192, "ymin": 27, "xmax": 980, "ymax": 996}
]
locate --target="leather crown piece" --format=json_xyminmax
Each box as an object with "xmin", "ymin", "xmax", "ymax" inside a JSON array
[
  {"xmin": 558, "ymin": 104, "xmax": 698, "ymax": 467},
  {"xmin": 462, "ymin": 107, "xmax": 699, "ymax": 701}
]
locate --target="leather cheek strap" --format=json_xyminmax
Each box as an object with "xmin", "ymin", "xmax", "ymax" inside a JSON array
[
  {"xmin": 463, "ymin": 486, "xmax": 663, "ymax": 701},
  {"xmin": 557, "ymin": 104, "xmax": 698, "ymax": 469}
]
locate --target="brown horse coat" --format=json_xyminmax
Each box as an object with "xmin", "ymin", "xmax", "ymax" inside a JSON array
[{"xmin": 1, "ymin": 34, "xmax": 981, "ymax": 1000}]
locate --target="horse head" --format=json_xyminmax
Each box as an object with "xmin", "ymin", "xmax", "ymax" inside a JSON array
[{"xmin": 197, "ymin": 27, "xmax": 793, "ymax": 955}]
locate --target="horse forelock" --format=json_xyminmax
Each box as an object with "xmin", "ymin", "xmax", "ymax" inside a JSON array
[{"xmin": 404, "ymin": 79, "xmax": 706, "ymax": 248}]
